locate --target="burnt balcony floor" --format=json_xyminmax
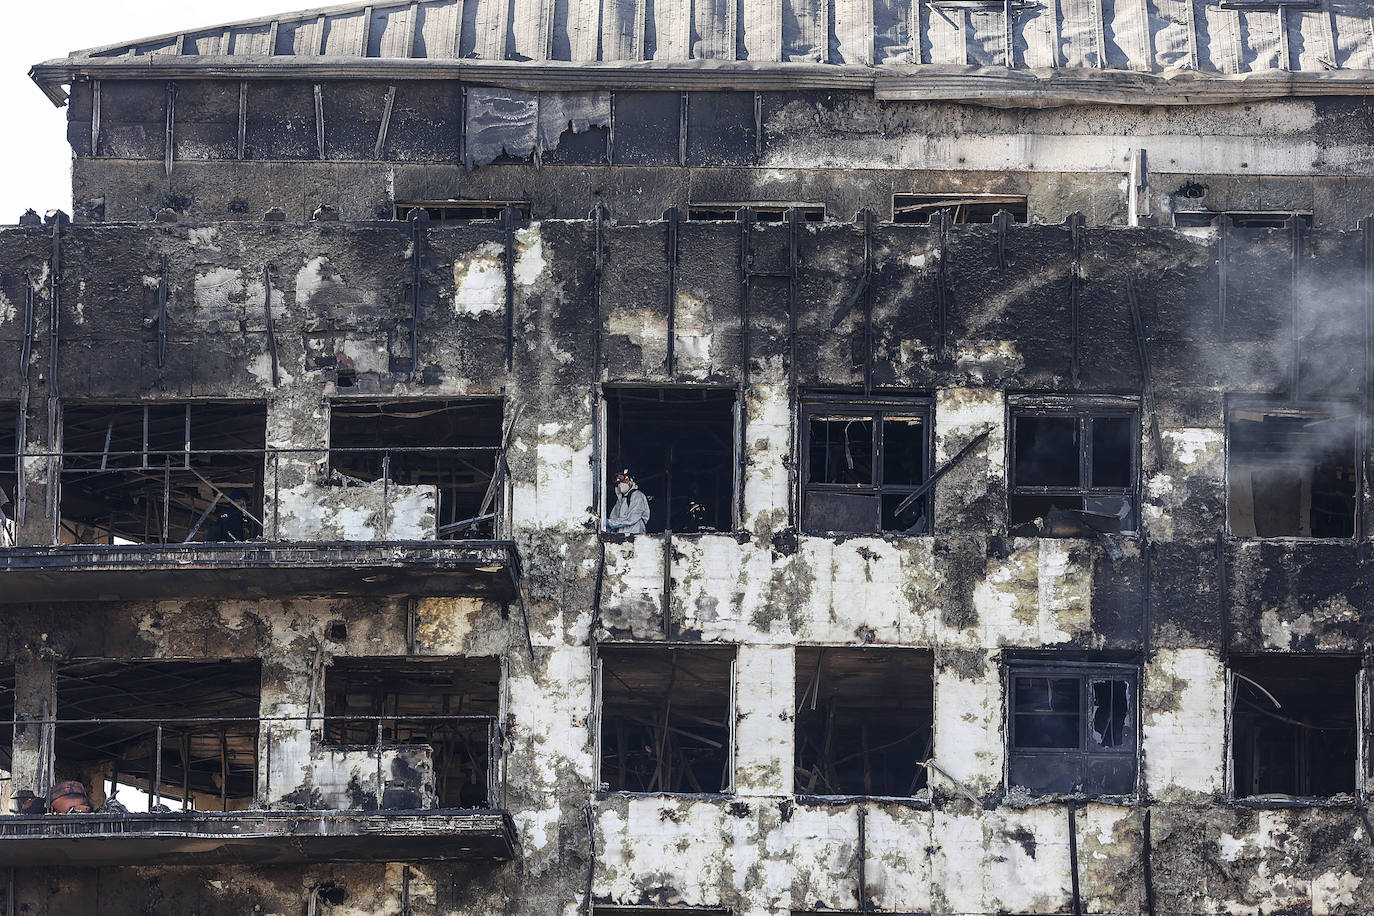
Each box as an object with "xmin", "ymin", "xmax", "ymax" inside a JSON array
[
  {"xmin": 0, "ymin": 541, "xmax": 518, "ymax": 603},
  {"xmin": 0, "ymin": 808, "xmax": 518, "ymax": 867}
]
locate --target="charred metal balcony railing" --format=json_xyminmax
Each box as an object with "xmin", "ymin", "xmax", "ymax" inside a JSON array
[
  {"xmin": 0, "ymin": 714, "xmax": 513, "ymax": 866},
  {"xmin": 16, "ymin": 444, "xmax": 511, "ymax": 546}
]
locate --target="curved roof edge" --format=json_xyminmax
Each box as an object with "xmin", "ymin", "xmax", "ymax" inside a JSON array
[{"xmin": 30, "ymin": 57, "xmax": 1374, "ymax": 110}]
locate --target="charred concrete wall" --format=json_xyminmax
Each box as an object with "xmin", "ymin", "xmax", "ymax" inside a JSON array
[
  {"xmin": 61, "ymin": 80, "xmax": 1374, "ymax": 228},
  {"xmin": 1, "ymin": 216, "xmax": 1372, "ymax": 914}
]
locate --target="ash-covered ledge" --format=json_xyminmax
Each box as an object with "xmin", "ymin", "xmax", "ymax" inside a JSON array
[
  {"xmin": 0, "ymin": 809, "xmax": 518, "ymax": 867},
  {"xmin": 0, "ymin": 541, "xmax": 518, "ymax": 603}
]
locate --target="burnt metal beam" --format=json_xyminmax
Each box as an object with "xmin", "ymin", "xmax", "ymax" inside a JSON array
[
  {"xmin": 665, "ymin": 207, "xmax": 680, "ymax": 375},
  {"xmin": 1217, "ymin": 531, "xmax": 1230, "ymax": 663},
  {"xmin": 862, "ymin": 209, "xmax": 875, "ymax": 395},
  {"xmin": 236, "ymin": 82, "xmax": 247, "ymax": 160},
  {"xmin": 407, "ymin": 209, "xmax": 428, "ymax": 375},
  {"xmin": 1068, "ymin": 212, "xmax": 1085, "ymax": 388},
  {"xmin": 313, "ymin": 83, "xmax": 326, "ymax": 160},
  {"xmin": 164, "ymin": 82, "xmax": 176, "ymax": 179},
  {"xmin": 1217, "ymin": 216, "xmax": 1228, "ymax": 335},
  {"xmin": 375, "ymin": 85, "xmax": 397, "ymax": 159},
  {"xmin": 934, "ymin": 210, "xmax": 950, "ymax": 361},
  {"xmin": 263, "ymin": 266, "xmax": 279, "ymax": 387},
  {"xmin": 1068, "ymin": 805, "xmax": 1082, "ymax": 915},
  {"xmin": 1143, "ymin": 808, "xmax": 1157, "ymax": 916},
  {"xmin": 893, "ymin": 429, "xmax": 990, "ymax": 518},
  {"xmin": 737, "ymin": 207, "xmax": 755, "ymax": 529},
  {"xmin": 856, "ymin": 804, "xmax": 869, "ymax": 912},
  {"xmin": 1289, "ymin": 213, "xmax": 1304, "ymax": 400},
  {"xmin": 1127, "ymin": 276, "xmax": 1163, "ymax": 468},
  {"xmin": 504, "ymin": 204, "xmax": 517, "ymax": 371},
  {"xmin": 994, "ymin": 208, "xmax": 1010, "ymax": 269},
  {"xmin": 156, "ymin": 255, "xmax": 168, "ymax": 370}
]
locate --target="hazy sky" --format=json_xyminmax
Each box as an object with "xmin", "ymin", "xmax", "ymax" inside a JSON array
[{"xmin": 0, "ymin": 1, "xmax": 296, "ymax": 221}]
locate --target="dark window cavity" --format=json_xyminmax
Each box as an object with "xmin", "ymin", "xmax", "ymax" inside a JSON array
[
  {"xmin": 59, "ymin": 403, "xmax": 267, "ymax": 546},
  {"xmin": 53, "ymin": 660, "xmax": 262, "ymax": 812},
  {"xmin": 1226, "ymin": 404, "xmax": 1359, "ymax": 539},
  {"xmin": 1230, "ymin": 655, "xmax": 1361, "ymax": 800},
  {"xmin": 688, "ymin": 204, "xmax": 825, "ymax": 223},
  {"xmin": 794, "ymin": 648, "xmax": 933, "ymax": 797},
  {"xmin": 1009, "ymin": 399, "xmax": 1138, "ymax": 537},
  {"xmin": 324, "ymin": 657, "xmax": 501, "ymax": 809},
  {"xmin": 597, "ymin": 646, "xmax": 733, "ymax": 794},
  {"xmin": 893, "ymin": 194, "xmax": 1028, "ymax": 224},
  {"xmin": 394, "ymin": 201, "xmax": 530, "ymax": 222},
  {"xmin": 603, "ymin": 388, "xmax": 737, "ymax": 534},
  {"xmin": 329, "ymin": 399, "xmax": 503, "ymax": 539},
  {"xmin": 800, "ymin": 397, "xmax": 932, "ymax": 536},
  {"xmin": 1174, "ymin": 211, "xmax": 1313, "ymax": 230},
  {"xmin": 1007, "ymin": 661, "xmax": 1138, "ymax": 796}
]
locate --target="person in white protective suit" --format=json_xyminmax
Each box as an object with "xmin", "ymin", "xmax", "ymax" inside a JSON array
[{"xmin": 606, "ymin": 470, "xmax": 650, "ymax": 534}]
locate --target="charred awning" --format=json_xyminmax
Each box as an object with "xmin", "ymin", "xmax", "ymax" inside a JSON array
[
  {"xmin": 0, "ymin": 541, "xmax": 518, "ymax": 603},
  {"xmin": 0, "ymin": 809, "xmax": 517, "ymax": 867}
]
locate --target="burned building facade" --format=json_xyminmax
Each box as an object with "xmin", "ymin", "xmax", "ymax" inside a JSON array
[{"xmin": 2, "ymin": 0, "xmax": 1374, "ymax": 913}]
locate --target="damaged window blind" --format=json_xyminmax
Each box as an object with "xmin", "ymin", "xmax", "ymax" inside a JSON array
[{"xmin": 464, "ymin": 89, "xmax": 610, "ymax": 168}]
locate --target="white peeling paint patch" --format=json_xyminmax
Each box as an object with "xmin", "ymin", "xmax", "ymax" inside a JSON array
[
  {"xmin": 0, "ymin": 291, "xmax": 14, "ymax": 325},
  {"xmin": 295, "ymin": 256, "xmax": 328, "ymax": 303},
  {"xmin": 1163, "ymin": 427, "xmax": 1221, "ymax": 468},
  {"xmin": 733, "ymin": 645, "xmax": 793, "ymax": 796},
  {"xmin": 955, "ymin": 339, "xmax": 1023, "ymax": 383},
  {"xmin": 514, "ymin": 225, "xmax": 546, "ymax": 286},
  {"xmin": 248, "ymin": 351, "xmax": 293, "ymax": 387},
  {"xmin": 1260, "ymin": 609, "xmax": 1313, "ymax": 649},
  {"xmin": 195, "ymin": 266, "xmax": 246, "ymax": 320},
  {"xmin": 674, "ymin": 290, "xmax": 714, "ymax": 368},
  {"xmin": 186, "ymin": 227, "xmax": 222, "ymax": 251},
  {"xmin": 1143, "ymin": 647, "xmax": 1225, "ymax": 798},
  {"xmin": 1311, "ymin": 871, "xmax": 1362, "ymax": 915},
  {"xmin": 339, "ymin": 337, "xmax": 390, "ymax": 376},
  {"xmin": 142, "ymin": 275, "xmax": 161, "ymax": 290},
  {"xmin": 73, "ymin": 281, "xmax": 85, "ymax": 324},
  {"xmin": 276, "ymin": 482, "xmax": 437, "ymax": 541},
  {"xmin": 932, "ymin": 652, "xmax": 1003, "ymax": 792},
  {"xmin": 453, "ymin": 242, "xmax": 506, "ymax": 315}
]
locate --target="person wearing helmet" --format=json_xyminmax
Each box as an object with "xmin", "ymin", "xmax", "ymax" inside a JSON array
[{"xmin": 606, "ymin": 470, "xmax": 650, "ymax": 534}]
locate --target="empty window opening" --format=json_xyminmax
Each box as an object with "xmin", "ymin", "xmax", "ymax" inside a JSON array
[
  {"xmin": 597, "ymin": 910, "xmax": 730, "ymax": 915},
  {"xmin": 0, "ymin": 406, "xmax": 15, "ymax": 548},
  {"xmin": 603, "ymin": 388, "xmax": 737, "ymax": 534},
  {"xmin": 1230, "ymin": 655, "xmax": 1360, "ymax": 800},
  {"xmin": 801, "ymin": 397, "xmax": 932, "ymax": 536},
  {"xmin": 794, "ymin": 648, "xmax": 933, "ymax": 797},
  {"xmin": 1007, "ymin": 660, "xmax": 1138, "ymax": 796},
  {"xmin": 893, "ymin": 194, "xmax": 1028, "ymax": 224},
  {"xmin": 329, "ymin": 399, "xmax": 503, "ymax": 539},
  {"xmin": 394, "ymin": 201, "xmax": 531, "ymax": 222},
  {"xmin": 687, "ymin": 204, "xmax": 825, "ymax": 223},
  {"xmin": 1227, "ymin": 404, "xmax": 1358, "ymax": 539},
  {"xmin": 51, "ymin": 660, "xmax": 261, "ymax": 813},
  {"xmin": 324, "ymin": 657, "xmax": 500, "ymax": 809},
  {"xmin": 597, "ymin": 646, "xmax": 733, "ymax": 794},
  {"xmin": 1009, "ymin": 401, "xmax": 1138, "ymax": 537},
  {"xmin": 1173, "ymin": 211, "xmax": 1313, "ymax": 230},
  {"xmin": 59, "ymin": 403, "xmax": 266, "ymax": 545}
]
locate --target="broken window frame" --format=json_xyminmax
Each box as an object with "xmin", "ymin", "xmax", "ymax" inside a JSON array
[
  {"xmin": 893, "ymin": 193, "xmax": 1028, "ymax": 224},
  {"xmin": 798, "ymin": 394, "xmax": 935, "ymax": 537},
  {"xmin": 394, "ymin": 201, "xmax": 532, "ymax": 222},
  {"xmin": 687, "ymin": 203, "xmax": 825, "ymax": 223},
  {"xmin": 1224, "ymin": 398, "xmax": 1362, "ymax": 541},
  {"xmin": 598, "ymin": 387, "xmax": 742, "ymax": 535},
  {"xmin": 593, "ymin": 644, "xmax": 737, "ymax": 796},
  {"xmin": 1007, "ymin": 395, "xmax": 1140, "ymax": 537},
  {"xmin": 1226, "ymin": 654, "xmax": 1365, "ymax": 803},
  {"xmin": 1005, "ymin": 659, "xmax": 1140, "ymax": 798}
]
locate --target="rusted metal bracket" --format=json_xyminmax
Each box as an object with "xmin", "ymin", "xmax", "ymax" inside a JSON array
[
  {"xmin": 263, "ymin": 265, "xmax": 280, "ymax": 387},
  {"xmin": 737, "ymin": 208, "xmax": 755, "ymax": 527},
  {"xmin": 407, "ymin": 208, "xmax": 429, "ymax": 375},
  {"xmin": 934, "ymin": 210, "xmax": 950, "ymax": 361},
  {"xmin": 856, "ymin": 804, "xmax": 869, "ymax": 912},
  {"xmin": 1068, "ymin": 805, "xmax": 1082, "ymax": 915},
  {"xmin": 1217, "ymin": 531, "xmax": 1230, "ymax": 663},
  {"xmin": 661, "ymin": 529, "xmax": 674, "ymax": 638},
  {"xmin": 665, "ymin": 207, "xmax": 680, "ymax": 375},
  {"xmin": 1127, "ymin": 276, "xmax": 1164, "ymax": 468},
  {"xmin": 164, "ymin": 83, "xmax": 176, "ymax": 179},
  {"xmin": 1068, "ymin": 212, "xmax": 1085, "ymax": 388},
  {"xmin": 893, "ymin": 428, "xmax": 991, "ymax": 518},
  {"xmin": 1143, "ymin": 809, "xmax": 1157, "ymax": 916},
  {"xmin": 993, "ymin": 208, "xmax": 1011, "ymax": 269},
  {"xmin": 504, "ymin": 204, "xmax": 517, "ymax": 371},
  {"xmin": 374, "ymin": 85, "xmax": 397, "ymax": 159}
]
